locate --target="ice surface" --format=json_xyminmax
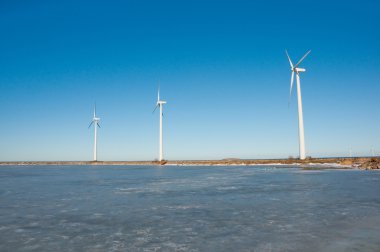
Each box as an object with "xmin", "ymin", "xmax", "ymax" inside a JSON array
[{"xmin": 0, "ymin": 165, "xmax": 380, "ymax": 251}]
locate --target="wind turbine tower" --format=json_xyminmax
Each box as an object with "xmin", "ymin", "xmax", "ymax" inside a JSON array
[
  {"xmin": 286, "ymin": 50, "xmax": 311, "ymax": 160},
  {"xmin": 349, "ymin": 145, "xmax": 353, "ymax": 158},
  {"xmin": 153, "ymin": 88, "xmax": 167, "ymax": 162},
  {"xmin": 88, "ymin": 105, "xmax": 101, "ymax": 161}
]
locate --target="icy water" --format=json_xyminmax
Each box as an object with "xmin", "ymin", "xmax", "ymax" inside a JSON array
[{"xmin": 1, "ymin": 166, "xmax": 380, "ymax": 252}]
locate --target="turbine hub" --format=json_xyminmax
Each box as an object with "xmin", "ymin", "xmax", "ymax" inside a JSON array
[{"xmin": 295, "ymin": 68, "xmax": 306, "ymax": 72}]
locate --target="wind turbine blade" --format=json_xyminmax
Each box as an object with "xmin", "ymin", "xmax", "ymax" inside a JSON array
[
  {"xmin": 94, "ymin": 103, "xmax": 96, "ymax": 118},
  {"xmin": 294, "ymin": 50, "xmax": 311, "ymax": 68},
  {"xmin": 288, "ymin": 71, "xmax": 295, "ymax": 106},
  {"xmin": 152, "ymin": 104, "xmax": 159, "ymax": 113},
  {"xmin": 285, "ymin": 50, "xmax": 293, "ymax": 68},
  {"xmin": 157, "ymin": 86, "xmax": 160, "ymax": 102},
  {"xmin": 88, "ymin": 121, "xmax": 94, "ymax": 129},
  {"xmin": 97, "ymin": 122, "xmax": 101, "ymax": 128}
]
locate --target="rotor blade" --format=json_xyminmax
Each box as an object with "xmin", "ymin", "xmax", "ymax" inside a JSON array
[
  {"xmin": 288, "ymin": 71, "xmax": 295, "ymax": 106},
  {"xmin": 294, "ymin": 50, "xmax": 311, "ymax": 68},
  {"xmin": 157, "ymin": 86, "xmax": 160, "ymax": 102},
  {"xmin": 88, "ymin": 121, "xmax": 94, "ymax": 129},
  {"xmin": 94, "ymin": 103, "xmax": 96, "ymax": 118},
  {"xmin": 285, "ymin": 50, "xmax": 293, "ymax": 68},
  {"xmin": 152, "ymin": 104, "xmax": 159, "ymax": 113},
  {"xmin": 97, "ymin": 122, "xmax": 101, "ymax": 128}
]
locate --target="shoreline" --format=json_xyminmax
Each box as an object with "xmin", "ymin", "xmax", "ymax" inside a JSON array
[{"xmin": 0, "ymin": 157, "xmax": 379, "ymax": 169}]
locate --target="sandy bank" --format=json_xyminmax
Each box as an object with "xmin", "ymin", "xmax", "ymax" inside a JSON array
[{"xmin": 0, "ymin": 157, "xmax": 379, "ymax": 169}]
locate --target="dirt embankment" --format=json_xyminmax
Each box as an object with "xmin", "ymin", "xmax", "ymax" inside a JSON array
[
  {"xmin": 0, "ymin": 157, "xmax": 379, "ymax": 169},
  {"xmin": 167, "ymin": 157, "xmax": 380, "ymax": 168},
  {"xmin": 359, "ymin": 158, "xmax": 380, "ymax": 170}
]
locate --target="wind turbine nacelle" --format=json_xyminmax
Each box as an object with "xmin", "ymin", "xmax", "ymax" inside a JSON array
[
  {"xmin": 159, "ymin": 101, "xmax": 167, "ymax": 104},
  {"xmin": 295, "ymin": 68, "xmax": 306, "ymax": 72}
]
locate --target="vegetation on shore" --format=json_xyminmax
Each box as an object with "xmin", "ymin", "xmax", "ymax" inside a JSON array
[{"xmin": 0, "ymin": 157, "xmax": 379, "ymax": 169}]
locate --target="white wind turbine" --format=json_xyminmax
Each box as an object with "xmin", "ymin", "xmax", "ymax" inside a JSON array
[
  {"xmin": 88, "ymin": 104, "xmax": 101, "ymax": 161},
  {"xmin": 286, "ymin": 50, "xmax": 311, "ymax": 160},
  {"xmin": 153, "ymin": 87, "xmax": 166, "ymax": 162}
]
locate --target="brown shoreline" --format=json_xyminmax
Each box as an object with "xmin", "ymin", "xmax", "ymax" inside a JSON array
[{"xmin": 0, "ymin": 157, "xmax": 379, "ymax": 169}]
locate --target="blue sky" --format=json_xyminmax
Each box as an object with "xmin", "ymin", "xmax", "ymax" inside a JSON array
[{"xmin": 0, "ymin": 0, "xmax": 379, "ymax": 161}]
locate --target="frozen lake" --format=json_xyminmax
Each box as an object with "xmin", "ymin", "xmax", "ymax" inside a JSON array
[{"xmin": 1, "ymin": 165, "xmax": 380, "ymax": 251}]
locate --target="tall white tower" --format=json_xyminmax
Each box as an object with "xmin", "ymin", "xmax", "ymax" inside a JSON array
[
  {"xmin": 153, "ymin": 88, "xmax": 166, "ymax": 162},
  {"xmin": 286, "ymin": 50, "xmax": 311, "ymax": 160},
  {"xmin": 88, "ymin": 105, "xmax": 100, "ymax": 161}
]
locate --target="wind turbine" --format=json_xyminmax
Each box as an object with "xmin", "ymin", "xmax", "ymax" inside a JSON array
[
  {"xmin": 88, "ymin": 104, "xmax": 100, "ymax": 161},
  {"xmin": 286, "ymin": 50, "xmax": 311, "ymax": 160},
  {"xmin": 349, "ymin": 145, "xmax": 353, "ymax": 158},
  {"xmin": 153, "ymin": 87, "xmax": 166, "ymax": 162}
]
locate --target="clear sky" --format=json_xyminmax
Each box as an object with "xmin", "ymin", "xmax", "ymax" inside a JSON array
[{"xmin": 0, "ymin": 0, "xmax": 379, "ymax": 161}]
